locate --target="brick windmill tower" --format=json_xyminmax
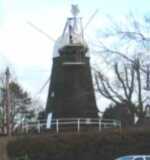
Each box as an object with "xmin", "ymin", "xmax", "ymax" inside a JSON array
[{"xmin": 46, "ymin": 5, "xmax": 98, "ymax": 120}]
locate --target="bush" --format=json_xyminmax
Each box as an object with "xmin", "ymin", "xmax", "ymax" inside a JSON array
[
  {"xmin": 7, "ymin": 129, "xmax": 150, "ymax": 160},
  {"xmin": 15, "ymin": 155, "xmax": 30, "ymax": 160}
]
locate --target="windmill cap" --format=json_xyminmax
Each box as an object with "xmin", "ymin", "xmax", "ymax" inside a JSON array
[{"xmin": 53, "ymin": 35, "xmax": 89, "ymax": 58}]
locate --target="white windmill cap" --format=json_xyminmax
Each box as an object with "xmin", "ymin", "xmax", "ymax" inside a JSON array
[
  {"xmin": 53, "ymin": 35, "xmax": 89, "ymax": 58},
  {"xmin": 53, "ymin": 5, "xmax": 89, "ymax": 58}
]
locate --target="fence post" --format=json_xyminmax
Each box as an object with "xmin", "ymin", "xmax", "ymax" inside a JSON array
[
  {"xmin": 98, "ymin": 119, "xmax": 101, "ymax": 132},
  {"xmin": 37, "ymin": 121, "xmax": 41, "ymax": 133},
  {"xmin": 119, "ymin": 121, "xmax": 122, "ymax": 132},
  {"xmin": 22, "ymin": 121, "xmax": 26, "ymax": 133},
  {"xmin": 21, "ymin": 121, "xmax": 24, "ymax": 133},
  {"xmin": 56, "ymin": 119, "xmax": 59, "ymax": 133},
  {"xmin": 113, "ymin": 120, "xmax": 116, "ymax": 128},
  {"xmin": 25, "ymin": 123, "xmax": 29, "ymax": 134},
  {"xmin": 77, "ymin": 119, "xmax": 80, "ymax": 133}
]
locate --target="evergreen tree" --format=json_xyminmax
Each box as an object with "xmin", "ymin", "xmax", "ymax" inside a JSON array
[{"xmin": 0, "ymin": 70, "xmax": 37, "ymax": 134}]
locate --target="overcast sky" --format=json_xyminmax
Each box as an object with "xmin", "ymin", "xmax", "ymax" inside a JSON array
[{"xmin": 0, "ymin": 0, "xmax": 149, "ymax": 111}]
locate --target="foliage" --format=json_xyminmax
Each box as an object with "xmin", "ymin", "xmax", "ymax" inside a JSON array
[
  {"xmin": 103, "ymin": 101, "xmax": 135, "ymax": 127},
  {"xmin": 0, "ymin": 70, "xmax": 37, "ymax": 134},
  {"xmin": 7, "ymin": 129, "xmax": 150, "ymax": 160},
  {"xmin": 15, "ymin": 155, "xmax": 30, "ymax": 160},
  {"xmin": 9, "ymin": 81, "xmax": 34, "ymax": 120},
  {"xmin": 37, "ymin": 110, "xmax": 46, "ymax": 121}
]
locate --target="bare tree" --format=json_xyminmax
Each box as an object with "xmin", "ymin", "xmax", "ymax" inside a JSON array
[
  {"xmin": 95, "ymin": 13, "xmax": 150, "ymax": 66},
  {"xmin": 95, "ymin": 59, "xmax": 147, "ymax": 122},
  {"xmin": 95, "ymin": 63, "xmax": 133, "ymax": 106},
  {"xmin": 94, "ymin": 13, "xmax": 150, "ymax": 123}
]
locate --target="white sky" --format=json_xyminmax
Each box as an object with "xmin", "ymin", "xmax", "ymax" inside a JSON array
[{"xmin": 0, "ymin": 0, "xmax": 149, "ymax": 111}]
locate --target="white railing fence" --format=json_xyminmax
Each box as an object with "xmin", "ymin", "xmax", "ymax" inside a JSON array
[{"xmin": 15, "ymin": 118, "xmax": 121, "ymax": 134}]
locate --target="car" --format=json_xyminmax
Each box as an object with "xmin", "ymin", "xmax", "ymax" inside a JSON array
[{"xmin": 116, "ymin": 155, "xmax": 150, "ymax": 160}]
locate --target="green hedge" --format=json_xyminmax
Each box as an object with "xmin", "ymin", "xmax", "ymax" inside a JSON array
[{"xmin": 7, "ymin": 129, "xmax": 150, "ymax": 160}]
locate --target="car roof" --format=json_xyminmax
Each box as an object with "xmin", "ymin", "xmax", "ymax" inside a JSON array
[
  {"xmin": 116, "ymin": 155, "xmax": 150, "ymax": 160},
  {"xmin": 116, "ymin": 155, "xmax": 133, "ymax": 160}
]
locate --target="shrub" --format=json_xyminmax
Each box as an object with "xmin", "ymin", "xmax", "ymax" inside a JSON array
[{"xmin": 7, "ymin": 129, "xmax": 150, "ymax": 160}]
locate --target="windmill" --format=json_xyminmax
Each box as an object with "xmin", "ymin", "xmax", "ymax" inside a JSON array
[{"xmin": 28, "ymin": 5, "xmax": 99, "ymax": 120}]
